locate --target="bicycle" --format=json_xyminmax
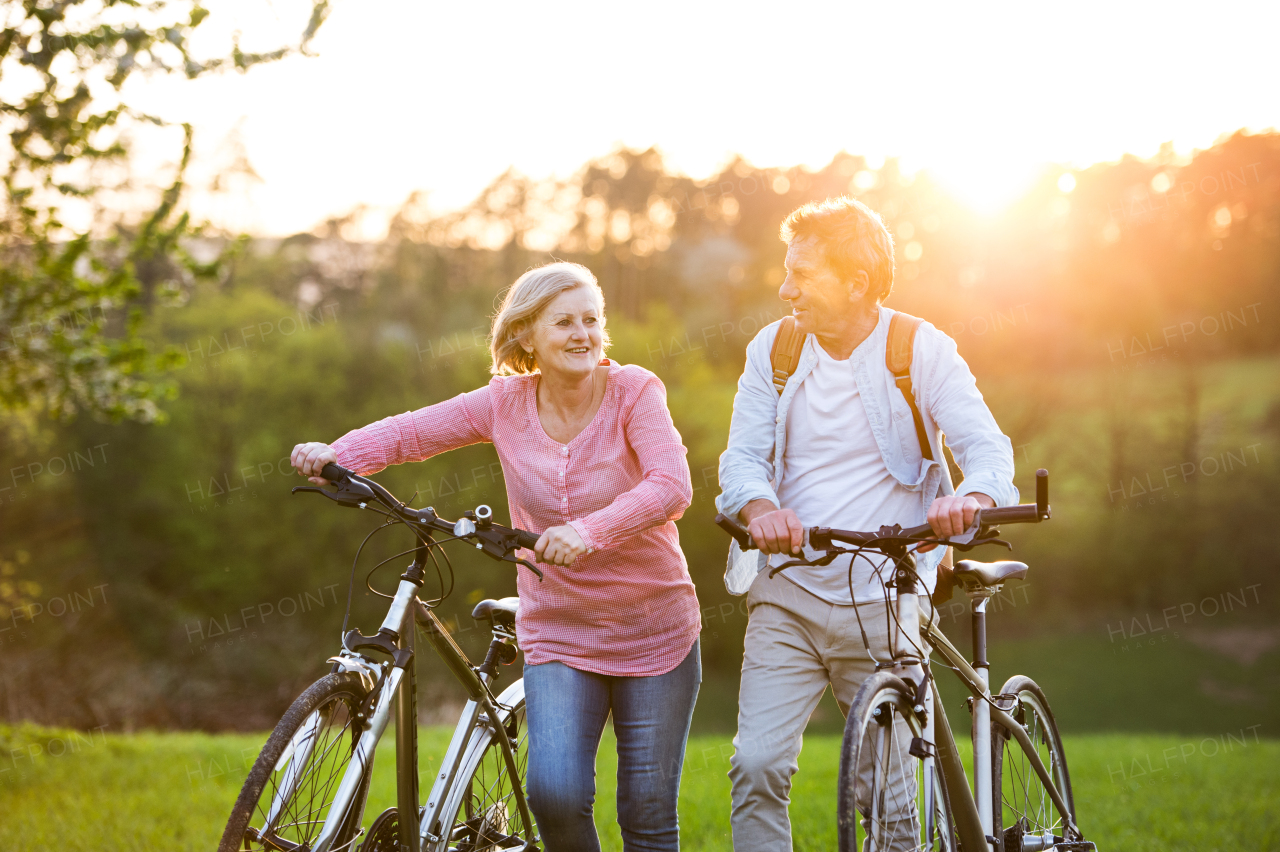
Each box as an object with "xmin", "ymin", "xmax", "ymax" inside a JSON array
[
  {"xmin": 715, "ymin": 469, "xmax": 1096, "ymax": 852},
  {"xmin": 218, "ymin": 462, "xmax": 544, "ymax": 852}
]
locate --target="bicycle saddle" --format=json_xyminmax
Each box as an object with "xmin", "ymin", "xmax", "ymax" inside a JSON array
[
  {"xmin": 472, "ymin": 596, "xmax": 519, "ymax": 628},
  {"xmin": 953, "ymin": 559, "xmax": 1029, "ymax": 587}
]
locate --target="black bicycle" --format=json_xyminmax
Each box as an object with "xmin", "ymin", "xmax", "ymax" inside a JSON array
[
  {"xmin": 715, "ymin": 470, "xmax": 1095, "ymax": 852},
  {"xmin": 218, "ymin": 462, "xmax": 542, "ymax": 852}
]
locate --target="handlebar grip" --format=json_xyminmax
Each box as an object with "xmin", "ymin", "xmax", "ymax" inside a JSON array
[
  {"xmin": 515, "ymin": 529, "xmax": 541, "ymax": 550},
  {"xmin": 321, "ymin": 462, "xmax": 353, "ymax": 483},
  {"xmin": 1035, "ymin": 468, "xmax": 1050, "ymax": 519},
  {"xmin": 715, "ymin": 513, "xmax": 756, "ymax": 551},
  {"xmin": 977, "ymin": 504, "xmax": 1040, "ymax": 524}
]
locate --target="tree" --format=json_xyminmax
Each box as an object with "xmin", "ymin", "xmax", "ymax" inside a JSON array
[{"xmin": 0, "ymin": 0, "xmax": 328, "ymax": 422}]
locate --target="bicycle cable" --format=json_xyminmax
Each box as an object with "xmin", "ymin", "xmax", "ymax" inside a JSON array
[
  {"xmin": 358, "ymin": 516, "xmax": 468, "ymax": 603},
  {"xmin": 340, "ymin": 514, "xmax": 400, "ymax": 641},
  {"xmin": 876, "ymin": 546, "xmax": 937, "ymax": 662},
  {"xmin": 364, "ymin": 545, "xmax": 425, "ymax": 599},
  {"xmin": 880, "ymin": 546, "xmax": 1014, "ymax": 715},
  {"xmin": 420, "ymin": 538, "xmax": 455, "ymax": 608},
  {"xmin": 840, "ymin": 545, "xmax": 893, "ymax": 667}
]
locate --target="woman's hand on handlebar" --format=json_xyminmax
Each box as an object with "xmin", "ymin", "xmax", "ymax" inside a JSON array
[
  {"xmin": 535, "ymin": 524, "xmax": 588, "ymax": 567},
  {"xmin": 291, "ymin": 442, "xmax": 338, "ymax": 485}
]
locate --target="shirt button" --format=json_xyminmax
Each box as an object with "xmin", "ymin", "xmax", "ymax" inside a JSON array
[
  {"xmin": 561, "ymin": 447, "xmax": 568, "ymax": 456},
  {"xmin": 559, "ymin": 470, "xmax": 564, "ymax": 477}
]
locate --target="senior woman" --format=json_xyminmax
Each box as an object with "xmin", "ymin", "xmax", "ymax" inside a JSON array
[{"xmin": 291, "ymin": 262, "xmax": 701, "ymax": 852}]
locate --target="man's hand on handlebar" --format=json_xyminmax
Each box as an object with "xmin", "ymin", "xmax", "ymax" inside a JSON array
[
  {"xmin": 741, "ymin": 499, "xmax": 804, "ymax": 556},
  {"xmin": 918, "ymin": 492, "xmax": 994, "ymax": 552},
  {"xmin": 535, "ymin": 524, "xmax": 588, "ymax": 567},
  {"xmin": 291, "ymin": 442, "xmax": 339, "ymax": 486}
]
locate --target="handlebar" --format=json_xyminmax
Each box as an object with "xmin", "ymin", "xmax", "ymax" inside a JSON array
[
  {"xmin": 716, "ymin": 469, "xmax": 1052, "ymax": 553},
  {"xmin": 301, "ymin": 462, "xmax": 543, "ymax": 578}
]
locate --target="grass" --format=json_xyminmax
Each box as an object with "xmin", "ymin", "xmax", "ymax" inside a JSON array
[{"xmin": 2, "ymin": 721, "xmax": 1277, "ymax": 851}]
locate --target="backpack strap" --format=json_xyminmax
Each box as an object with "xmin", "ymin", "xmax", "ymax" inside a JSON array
[
  {"xmin": 886, "ymin": 312, "xmax": 934, "ymax": 462},
  {"xmin": 771, "ymin": 311, "xmax": 934, "ymax": 465},
  {"xmin": 769, "ymin": 316, "xmax": 806, "ymax": 395}
]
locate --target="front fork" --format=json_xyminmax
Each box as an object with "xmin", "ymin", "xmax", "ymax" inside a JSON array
[
  {"xmin": 887, "ymin": 554, "xmax": 944, "ymax": 847},
  {"xmin": 312, "ymin": 664, "xmax": 407, "ymax": 852},
  {"xmin": 396, "ymin": 602, "xmax": 421, "ymax": 852},
  {"xmin": 888, "ymin": 554, "xmax": 928, "ymax": 711},
  {"xmin": 310, "ymin": 564, "xmax": 427, "ymax": 852}
]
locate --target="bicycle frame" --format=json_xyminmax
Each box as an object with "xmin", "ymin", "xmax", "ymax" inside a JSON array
[
  {"xmin": 264, "ymin": 557, "xmax": 537, "ymax": 852},
  {"xmin": 715, "ymin": 469, "xmax": 1074, "ymax": 851},
  {"xmin": 415, "ymin": 601, "xmax": 532, "ymax": 851},
  {"xmin": 915, "ymin": 600, "xmax": 1079, "ymax": 851}
]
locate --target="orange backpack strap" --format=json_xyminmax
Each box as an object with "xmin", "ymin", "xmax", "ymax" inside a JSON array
[
  {"xmin": 769, "ymin": 316, "xmax": 806, "ymax": 395},
  {"xmin": 886, "ymin": 312, "xmax": 934, "ymax": 461}
]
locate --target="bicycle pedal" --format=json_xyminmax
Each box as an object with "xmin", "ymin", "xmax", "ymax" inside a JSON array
[{"xmin": 1054, "ymin": 843, "xmax": 1097, "ymax": 851}]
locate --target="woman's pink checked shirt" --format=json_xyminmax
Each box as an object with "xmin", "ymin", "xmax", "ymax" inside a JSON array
[{"xmin": 330, "ymin": 362, "xmax": 700, "ymax": 676}]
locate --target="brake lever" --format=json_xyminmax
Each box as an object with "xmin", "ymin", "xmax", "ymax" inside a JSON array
[
  {"xmin": 291, "ymin": 482, "xmax": 379, "ymax": 509},
  {"xmin": 475, "ymin": 531, "xmax": 545, "ymax": 580},
  {"xmin": 768, "ymin": 548, "xmax": 844, "ymax": 578},
  {"xmin": 506, "ymin": 554, "xmax": 544, "ymax": 581},
  {"xmin": 291, "ymin": 485, "xmax": 364, "ymax": 508},
  {"xmin": 948, "ymin": 530, "xmax": 1012, "ymax": 552}
]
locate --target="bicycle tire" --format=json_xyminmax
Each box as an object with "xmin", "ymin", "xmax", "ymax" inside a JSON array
[
  {"xmin": 991, "ymin": 675, "xmax": 1077, "ymax": 851},
  {"xmin": 838, "ymin": 672, "xmax": 956, "ymax": 852},
  {"xmin": 430, "ymin": 694, "xmax": 531, "ymax": 852},
  {"xmin": 218, "ymin": 672, "xmax": 374, "ymax": 852}
]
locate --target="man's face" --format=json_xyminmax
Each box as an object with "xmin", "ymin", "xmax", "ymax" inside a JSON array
[{"xmin": 780, "ymin": 236, "xmax": 858, "ymax": 337}]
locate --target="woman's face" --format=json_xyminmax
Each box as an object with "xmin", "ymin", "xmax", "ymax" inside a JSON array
[{"xmin": 522, "ymin": 286, "xmax": 605, "ymax": 380}]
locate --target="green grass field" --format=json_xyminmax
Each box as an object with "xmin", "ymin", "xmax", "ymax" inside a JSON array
[{"xmin": 2, "ymin": 721, "xmax": 1276, "ymax": 851}]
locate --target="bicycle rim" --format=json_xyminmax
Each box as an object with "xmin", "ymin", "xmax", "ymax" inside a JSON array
[
  {"xmin": 992, "ymin": 676, "xmax": 1075, "ymax": 851},
  {"xmin": 219, "ymin": 673, "xmax": 372, "ymax": 852},
  {"xmin": 839, "ymin": 672, "xmax": 954, "ymax": 852}
]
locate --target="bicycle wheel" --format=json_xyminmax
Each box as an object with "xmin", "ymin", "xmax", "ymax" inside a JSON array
[
  {"xmin": 992, "ymin": 675, "xmax": 1077, "ymax": 851},
  {"xmin": 218, "ymin": 672, "xmax": 374, "ymax": 852},
  {"xmin": 433, "ymin": 695, "xmax": 531, "ymax": 852},
  {"xmin": 838, "ymin": 672, "xmax": 955, "ymax": 852}
]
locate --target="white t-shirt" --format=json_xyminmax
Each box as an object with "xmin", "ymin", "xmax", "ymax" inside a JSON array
[{"xmin": 772, "ymin": 342, "xmax": 922, "ymax": 604}]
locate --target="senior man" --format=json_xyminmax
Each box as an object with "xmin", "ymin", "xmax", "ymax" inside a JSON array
[{"xmin": 716, "ymin": 196, "xmax": 1018, "ymax": 850}]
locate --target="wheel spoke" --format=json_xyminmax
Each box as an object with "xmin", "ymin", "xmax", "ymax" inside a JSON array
[
  {"xmin": 842, "ymin": 680, "xmax": 943, "ymax": 852},
  {"xmin": 448, "ymin": 703, "xmax": 530, "ymax": 851},
  {"xmin": 218, "ymin": 676, "xmax": 374, "ymax": 852},
  {"xmin": 995, "ymin": 687, "xmax": 1071, "ymax": 848}
]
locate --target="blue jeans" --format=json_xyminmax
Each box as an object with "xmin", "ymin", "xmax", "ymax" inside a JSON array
[{"xmin": 523, "ymin": 641, "xmax": 701, "ymax": 852}]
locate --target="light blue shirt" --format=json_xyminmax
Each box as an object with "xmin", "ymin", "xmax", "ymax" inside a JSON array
[{"xmin": 715, "ymin": 307, "xmax": 1019, "ymax": 596}]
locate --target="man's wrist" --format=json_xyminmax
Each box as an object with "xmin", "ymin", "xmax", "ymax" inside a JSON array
[{"xmin": 739, "ymin": 498, "xmax": 780, "ymax": 525}]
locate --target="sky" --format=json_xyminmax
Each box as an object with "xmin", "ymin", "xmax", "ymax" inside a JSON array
[{"xmin": 121, "ymin": 0, "xmax": 1280, "ymax": 238}]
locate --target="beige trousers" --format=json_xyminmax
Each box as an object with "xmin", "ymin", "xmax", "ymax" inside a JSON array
[{"xmin": 728, "ymin": 570, "xmax": 919, "ymax": 852}]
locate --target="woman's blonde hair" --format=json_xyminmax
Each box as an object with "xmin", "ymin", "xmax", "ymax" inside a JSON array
[{"xmin": 489, "ymin": 262, "xmax": 610, "ymax": 375}]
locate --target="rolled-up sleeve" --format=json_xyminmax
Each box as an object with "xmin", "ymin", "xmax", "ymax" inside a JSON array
[
  {"xmin": 330, "ymin": 386, "xmax": 495, "ymax": 476},
  {"xmin": 567, "ymin": 377, "xmax": 692, "ymax": 551},
  {"xmin": 716, "ymin": 329, "xmax": 783, "ymax": 520},
  {"xmin": 922, "ymin": 334, "xmax": 1018, "ymax": 507}
]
